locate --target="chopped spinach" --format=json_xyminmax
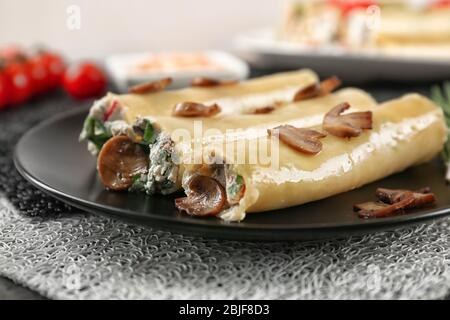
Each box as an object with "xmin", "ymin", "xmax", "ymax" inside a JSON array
[
  {"xmin": 159, "ymin": 149, "xmax": 172, "ymax": 162},
  {"xmin": 161, "ymin": 179, "xmax": 175, "ymax": 190},
  {"xmin": 81, "ymin": 116, "xmax": 112, "ymax": 152},
  {"xmin": 143, "ymin": 121, "xmax": 155, "ymax": 144},
  {"xmin": 129, "ymin": 174, "xmax": 147, "ymax": 192},
  {"xmin": 227, "ymin": 174, "xmax": 244, "ymax": 196}
]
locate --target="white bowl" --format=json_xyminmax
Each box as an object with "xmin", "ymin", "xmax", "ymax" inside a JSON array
[{"xmin": 105, "ymin": 50, "xmax": 250, "ymax": 92}]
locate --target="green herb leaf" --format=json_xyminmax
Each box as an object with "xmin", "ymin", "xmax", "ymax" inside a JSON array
[
  {"xmin": 227, "ymin": 174, "xmax": 244, "ymax": 196},
  {"xmin": 129, "ymin": 174, "xmax": 146, "ymax": 192},
  {"xmin": 143, "ymin": 121, "xmax": 154, "ymax": 144},
  {"xmin": 81, "ymin": 116, "xmax": 95, "ymax": 139},
  {"xmin": 80, "ymin": 116, "xmax": 112, "ymax": 152},
  {"xmin": 431, "ymin": 84, "xmax": 450, "ymax": 170}
]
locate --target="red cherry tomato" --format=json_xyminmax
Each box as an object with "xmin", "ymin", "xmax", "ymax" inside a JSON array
[
  {"xmin": 63, "ymin": 62, "xmax": 107, "ymax": 100},
  {"xmin": 329, "ymin": 0, "xmax": 377, "ymax": 15},
  {"xmin": 19, "ymin": 58, "xmax": 40, "ymax": 97},
  {"xmin": 432, "ymin": 0, "xmax": 450, "ymax": 8},
  {"xmin": 28, "ymin": 55, "xmax": 51, "ymax": 95},
  {"xmin": 0, "ymin": 71, "xmax": 10, "ymax": 110},
  {"xmin": 4, "ymin": 62, "xmax": 33, "ymax": 105},
  {"xmin": 40, "ymin": 52, "xmax": 66, "ymax": 90},
  {"xmin": 0, "ymin": 46, "xmax": 24, "ymax": 61}
]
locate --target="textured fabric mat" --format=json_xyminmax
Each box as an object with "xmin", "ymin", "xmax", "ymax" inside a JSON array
[
  {"xmin": 1, "ymin": 196, "xmax": 450, "ymax": 299},
  {"xmin": 0, "ymin": 87, "xmax": 450, "ymax": 300}
]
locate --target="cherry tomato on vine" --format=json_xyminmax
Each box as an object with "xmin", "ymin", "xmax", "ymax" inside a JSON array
[
  {"xmin": 4, "ymin": 61, "xmax": 33, "ymax": 105},
  {"xmin": 63, "ymin": 62, "xmax": 107, "ymax": 100},
  {"xmin": 0, "ymin": 46, "xmax": 24, "ymax": 62},
  {"xmin": 0, "ymin": 71, "xmax": 10, "ymax": 110},
  {"xmin": 28, "ymin": 55, "xmax": 51, "ymax": 95},
  {"xmin": 40, "ymin": 51, "xmax": 66, "ymax": 90}
]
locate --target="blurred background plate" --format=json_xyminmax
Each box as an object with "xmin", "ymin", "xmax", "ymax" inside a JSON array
[{"xmin": 235, "ymin": 28, "xmax": 450, "ymax": 83}]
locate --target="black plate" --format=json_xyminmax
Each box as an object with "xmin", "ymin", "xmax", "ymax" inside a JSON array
[{"xmin": 14, "ymin": 107, "xmax": 450, "ymax": 241}]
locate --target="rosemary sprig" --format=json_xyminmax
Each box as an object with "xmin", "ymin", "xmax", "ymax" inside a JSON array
[{"xmin": 431, "ymin": 82, "xmax": 450, "ymax": 181}]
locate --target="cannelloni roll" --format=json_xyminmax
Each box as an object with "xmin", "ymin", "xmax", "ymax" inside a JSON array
[
  {"xmin": 82, "ymin": 70, "xmax": 376, "ymax": 195},
  {"xmin": 93, "ymin": 87, "xmax": 375, "ymax": 195},
  {"xmin": 80, "ymin": 69, "xmax": 319, "ymax": 155},
  {"xmin": 178, "ymin": 94, "xmax": 447, "ymax": 221}
]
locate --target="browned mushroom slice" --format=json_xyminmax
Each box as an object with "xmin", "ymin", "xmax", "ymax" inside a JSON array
[
  {"xmin": 417, "ymin": 187, "xmax": 432, "ymax": 194},
  {"xmin": 247, "ymin": 105, "xmax": 275, "ymax": 115},
  {"xmin": 175, "ymin": 175, "xmax": 226, "ymax": 217},
  {"xmin": 354, "ymin": 193, "xmax": 415, "ymax": 218},
  {"xmin": 97, "ymin": 136, "xmax": 149, "ymax": 191},
  {"xmin": 172, "ymin": 101, "xmax": 221, "ymax": 117},
  {"xmin": 375, "ymin": 187, "xmax": 436, "ymax": 209},
  {"xmin": 128, "ymin": 77, "xmax": 172, "ymax": 94},
  {"xmin": 323, "ymin": 102, "xmax": 372, "ymax": 138},
  {"xmin": 293, "ymin": 76, "xmax": 342, "ymax": 102},
  {"xmin": 292, "ymin": 83, "xmax": 321, "ymax": 102},
  {"xmin": 268, "ymin": 125, "xmax": 326, "ymax": 155},
  {"xmin": 191, "ymin": 77, "xmax": 238, "ymax": 87},
  {"xmin": 319, "ymin": 76, "xmax": 342, "ymax": 95}
]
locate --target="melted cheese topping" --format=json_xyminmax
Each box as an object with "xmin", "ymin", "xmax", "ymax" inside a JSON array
[{"xmin": 222, "ymin": 94, "xmax": 446, "ymax": 221}]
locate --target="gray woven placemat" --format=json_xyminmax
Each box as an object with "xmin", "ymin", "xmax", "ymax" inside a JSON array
[
  {"xmin": 0, "ymin": 85, "xmax": 449, "ymax": 300},
  {"xmin": 1, "ymin": 196, "xmax": 450, "ymax": 299}
]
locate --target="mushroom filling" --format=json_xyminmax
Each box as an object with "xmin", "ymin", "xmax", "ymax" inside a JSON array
[
  {"xmin": 125, "ymin": 118, "xmax": 179, "ymax": 195},
  {"xmin": 144, "ymin": 132, "xmax": 179, "ymax": 195},
  {"xmin": 177, "ymin": 164, "xmax": 246, "ymax": 217},
  {"xmin": 98, "ymin": 127, "xmax": 178, "ymax": 194},
  {"xmin": 97, "ymin": 136, "xmax": 149, "ymax": 191},
  {"xmin": 81, "ymin": 100, "xmax": 180, "ymax": 194},
  {"xmin": 175, "ymin": 175, "xmax": 226, "ymax": 217}
]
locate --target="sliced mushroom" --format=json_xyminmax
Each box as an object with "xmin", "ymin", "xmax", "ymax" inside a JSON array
[
  {"xmin": 375, "ymin": 187, "xmax": 436, "ymax": 209},
  {"xmin": 354, "ymin": 192, "xmax": 415, "ymax": 218},
  {"xmin": 97, "ymin": 136, "xmax": 149, "ymax": 191},
  {"xmin": 323, "ymin": 102, "xmax": 372, "ymax": 138},
  {"xmin": 292, "ymin": 83, "xmax": 321, "ymax": 102},
  {"xmin": 293, "ymin": 76, "xmax": 342, "ymax": 102},
  {"xmin": 172, "ymin": 101, "xmax": 221, "ymax": 117},
  {"xmin": 191, "ymin": 77, "xmax": 237, "ymax": 87},
  {"xmin": 128, "ymin": 77, "xmax": 172, "ymax": 94},
  {"xmin": 175, "ymin": 175, "xmax": 226, "ymax": 217},
  {"xmin": 247, "ymin": 105, "xmax": 275, "ymax": 115},
  {"xmin": 268, "ymin": 125, "xmax": 326, "ymax": 155},
  {"xmin": 319, "ymin": 76, "xmax": 342, "ymax": 95}
]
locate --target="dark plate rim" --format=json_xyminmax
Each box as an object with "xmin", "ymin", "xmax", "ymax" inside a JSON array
[{"xmin": 13, "ymin": 107, "xmax": 450, "ymax": 234}]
